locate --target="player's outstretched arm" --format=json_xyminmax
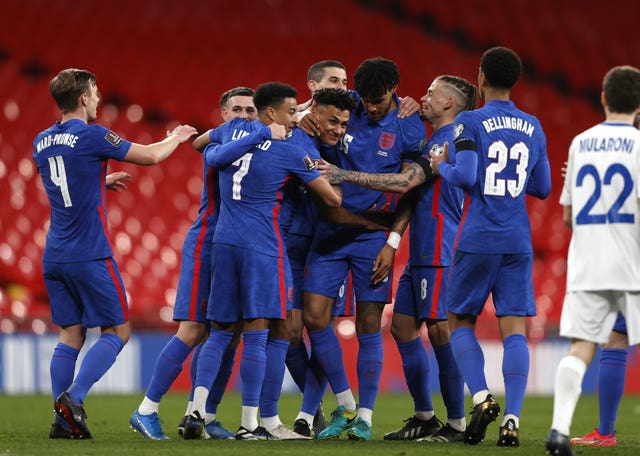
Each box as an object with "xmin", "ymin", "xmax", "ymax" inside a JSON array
[
  {"xmin": 203, "ymin": 124, "xmax": 286, "ymax": 168},
  {"xmin": 192, "ymin": 129, "xmax": 214, "ymax": 152},
  {"xmin": 124, "ymin": 124, "xmax": 197, "ymax": 165},
  {"xmin": 431, "ymin": 142, "xmax": 477, "ymax": 190},
  {"xmin": 318, "ymin": 160, "xmax": 429, "ymax": 194}
]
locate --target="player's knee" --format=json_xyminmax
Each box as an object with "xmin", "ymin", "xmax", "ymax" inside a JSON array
[{"xmin": 302, "ymin": 311, "xmax": 329, "ymax": 332}]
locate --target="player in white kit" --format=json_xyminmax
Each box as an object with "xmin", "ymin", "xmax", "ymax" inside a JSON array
[{"xmin": 546, "ymin": 65, "xmax": 640, "ymax": 456}]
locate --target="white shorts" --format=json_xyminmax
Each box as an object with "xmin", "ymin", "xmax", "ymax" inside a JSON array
[{"xmin": 560, "ymin": 290, "xmax": 640, "ymax": 345}]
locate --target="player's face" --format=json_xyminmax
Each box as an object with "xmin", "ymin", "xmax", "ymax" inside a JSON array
[
  {"xmin": 85, "ymin": 83, "xmax": 99, "ymax": 122},
  {"xmin": 222, "ymin": 95, "xmax": 257, "ymax": 122},
  {"xmin": 361, "ymin": 89, "xmax": 396, "ymax": 122},
  {"xmin": 420, "ymin": 79, "xmax": 449, "ymax": 123},
  {"xmin": 272, "ymin": 97, "xmax": 299, "ymax": 134},
  {"xmin": 313, "ymin": 104, "xmax": 350, "ymax": 146},
  {"xmin": 310, "ymin": 67, "xmax": 348, "ymax": 92}
]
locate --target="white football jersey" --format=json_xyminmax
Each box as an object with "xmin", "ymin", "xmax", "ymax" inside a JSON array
[{"xmin": 560, "ymin": 121, "xmax": 640, "ymax": 291}]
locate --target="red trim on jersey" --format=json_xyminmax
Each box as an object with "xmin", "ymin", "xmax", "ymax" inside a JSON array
[
  {"xmin": 345, "ymin": 271, "xmax": 354, "ymax": 316},
  {"xmin": 429, "ymin": 267, "xmax": 444, "ymax": 320},
  {"xmin": 188, "ymin": 257, "xmax": 202, "ymax": 321},
  {"xmin": 188, "ymin": 168, "xmax": 217, "ymax": 320},
  {"xmin": 431, "ymin": 178, "xmax": 443, "ymax": 265},
  {"xmin": 98, "ymin": 161, "xmax": 114, "ymax": 251},
  {"xmin": 453, "ymin": 194, "xmax": 471, "ymax": 253},
  {"xmin": 105, "ymin": 257, "xmax": 129, "ymax": 322},
  {"xmin": 272, "ymin": 191, "xmax": 287, "ymax": 318}
]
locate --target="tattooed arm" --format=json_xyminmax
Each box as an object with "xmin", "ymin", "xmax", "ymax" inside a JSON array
[{"xmin": 317, "ymin": 160, "xmax": 436, "ymax": 194}]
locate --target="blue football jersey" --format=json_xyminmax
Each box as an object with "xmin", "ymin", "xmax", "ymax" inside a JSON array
[
  {"xmin": 449, "ymin": 100, "xmax": 550, "ymax": 253},
  {"xmin": 409, "ymin": 124, "xmax": 463, "ymax": 266},
  {"xmin": 213, "ymin": 121, "xmax": 323, "ymax": 257},
  {"xmin": 32, "ymin": 119, "xmax": 131, "ymax": 262},
  {"xmin": 316, "ymin": 92, "xmax": 426, "ymax": 242},
  {"xmin": 279, "ymin": 128, "xmax": 322, "ymax": 238}
]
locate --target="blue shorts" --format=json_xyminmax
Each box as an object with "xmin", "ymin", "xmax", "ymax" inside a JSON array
[
  {"xmin": 446, "ymin": 251, "xmax": 535, "ymax": 317},
  {"xmin": 613, "ymin": 312, "xmax": 627, "ymax": 334},
  {"xmin": 287, "ymin": 233, "xmax": 353, "ymax": 316},
  {"xmin": 208, "ymin": 243, "xmax": 292, "ymax": 322},
  {"xmin": 172, "ymin": 252, "xmax": 210, "ymax": 322},
  {"xmin": 43, "ymin": 258, "xmax": 129, "ymax": 328},
  {"xmin": 303, "ymin": 237, "xmax": 392, "ymax": 305},
  {"xmin": 394, "ymin": 264, "xmax": 449, "ymax": 321}
]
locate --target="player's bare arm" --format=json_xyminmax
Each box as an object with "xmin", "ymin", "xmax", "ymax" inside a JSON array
[
  {"xmin": 125, "ymin": 124, "xmax": 197, "ymax": 165},
  {"xmin": 370, "ymin": 192, "xmax": 414, "ymax": 285},
  {"xmin": 106, "ymin": 171, "xmax": 132, "ymax": 192},
  {"xmin": 318, "ymin": 160, "xmax": 426, "ymax": 194},
  {"xmin": 192, "ymin": 129, "xmax": 213, "ymax": 152}
]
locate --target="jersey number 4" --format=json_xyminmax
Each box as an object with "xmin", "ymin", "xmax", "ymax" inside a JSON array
[
  {"xmin": 483, "ymin": 140, "xmax": 529, "ymax": 198},
  {"xmin": 48, "ymin": 155, "xmax": 72, "ymax": 207},
  {"xmin": 576, "ymin": 163, "xmax": 634, "ymax": 225}
]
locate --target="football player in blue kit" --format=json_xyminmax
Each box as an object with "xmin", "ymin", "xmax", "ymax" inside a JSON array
[
  {"xmin": 319, "ymin": 74, "xmax": 478, "ymax": 443},
  {"xmin": 34, "ymin": 68, "xmax": 197, "ymax": 439},
  {"xmin": 130, "ymin": 87, "xmax": 257, "ymax": 441},
  {"xmin": 430, "ymin": 47, "xmax": 551, "ymax": 447},
  {"xmin": 303, "ymin": 57, "xmax": 426, "ymax": 441},
  {"xmin": 182, "ymin": 82, "xmax": 341, "ymax": 440}
]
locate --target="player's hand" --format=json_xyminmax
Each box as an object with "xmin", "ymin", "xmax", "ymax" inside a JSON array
[
  {"xmin": 298, "ymin": 112, "xmax": 321, "ymax": 137},
  {"xmin": 429, "ymin": 141, "xmax": 449, "ymax": 174},
  {"xmin": 167, "ymin": 124, "xmax": 198, "ymax": 143},
  {"xmin": 397, "ymin": 96, "xmax": 419, "ymax": 118},
  {"xmin": 317, "ymin": 159, "xmax": 344, "ymax": 183},
  {"xmin": 269, "ymin": 123, "xmax": 287, "ymax": 140},
  {"xmin": 560, "ymin": 160, "xmax": 568, "ymax": 179},
  {"xmin": 371, "ymin": 244, "xmax": 395, "ymax": 285},
  {"xmin": 106, "ymin": 171, "xmax": 132, "ymax": 192}
]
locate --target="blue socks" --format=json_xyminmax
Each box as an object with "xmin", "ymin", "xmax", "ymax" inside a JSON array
[
  {"xmin": 50, "ymin": 342, "xmax": 79, "ymax": 401},
  {"xmin": 301, "ymin": 352, "xmax": 329, "ymax": 415},
  {"xmin": 502, "ymin": 333, "xmax": 529, "ymax": 417},
  {"xmin": 240, "ymin": 330, "xmax": 269, "ymax": 407},
  {"xmin": 260, "ymin": 337, "xmax": 290, "ymax": 418},
  {"xmin": 434, "ymin": 342, "xmax": 465, "ymax": 420},
  {"xmin": 598, "ymin": 348, "xmax": 627, "ymax": 435},
  {"xmin": 397, "ymin": 338, "xmax": 431, "ymax": 412},
  {"xmin": 357, "ymin": 331, "xmax": 383, "ymax": 410},
  {"xmin": 145, "ymin": 336, "xmax": 192, "ymax": 402},
  {"xmin": 450, "ymin": 327, "xmax": 487, "ymax": 395},
  {"xmin": 194, "ymin": 330, "xmax": 233, "ymax": 390},
  {"xmin": 308, "ymin": 326, "xmax": 349, "ymax": 395},
  {"xmin": 285, "ymin": 341, "xmax": 309, "ymax": 392},
  {"xmin": 189, "ymin": 343, "xmax": 203, "ymax": 401},
  {"xmin": 68, "ymin": 333, "xmax": 124, "ymax": 404},
  {"xmin": 206, "ymin": 345, "xmax": 237, "ymax": 414}
]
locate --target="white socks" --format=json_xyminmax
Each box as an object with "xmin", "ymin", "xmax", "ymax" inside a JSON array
[{"xmin": 551, "ymin": 355, "xmax": 587, "ymax": 436}]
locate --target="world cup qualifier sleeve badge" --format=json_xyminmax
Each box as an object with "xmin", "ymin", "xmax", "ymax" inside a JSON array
[{"xmin": 378, "ymin": 132, "xmax": 396, "ymax": 150}]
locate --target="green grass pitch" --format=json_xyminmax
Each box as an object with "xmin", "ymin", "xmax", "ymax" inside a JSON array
[{"xmin": 2, "ymin": 392, "xmax": 640, "ymax": 455}]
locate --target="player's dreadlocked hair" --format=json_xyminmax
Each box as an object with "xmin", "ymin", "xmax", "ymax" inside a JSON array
[
  {"xmin": 253, "ymin": 82, "xmax": 297, "ymax": 112},
  {"xmin": 308, "ymin": 60, "xmax": 346, "ymax": 83},
  {"xmin": 603, "ymin": 65, "xmax": 640, "ymax": 114},
  {"xmin": 480, "ymin": 46, "xmax": 522, "ymax": 90},
  {"xmin": 313, "ymin": 88, "xmax": 356, "ymax": 113},
  {"xmin": 437, "ymin": 75, "xmax": 478, "ymax": 111},
  {"xmin": 353, "ymin": 57, "xmax": 399, "ymax": 99},
  {"xmin": 219, "ymin": 86, "xmax": 254, "ymax": 108},
  {"xmin": 50, "ymin": 68, "xmax": 96, "ymax": 114}
]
